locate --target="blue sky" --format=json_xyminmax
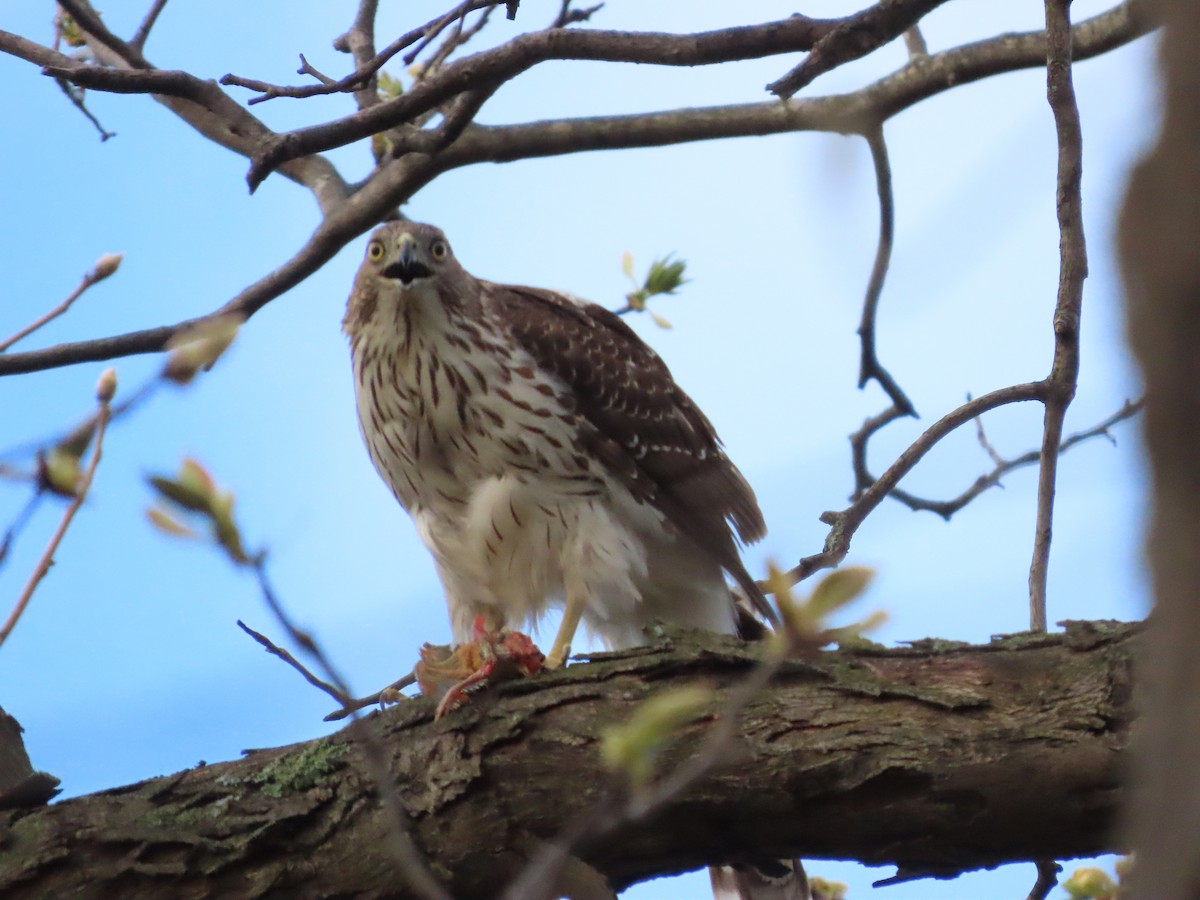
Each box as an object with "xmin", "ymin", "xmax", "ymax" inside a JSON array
[{"xmin": 0, "ymin": 2, "xmax": 1154, "ymax": 897}]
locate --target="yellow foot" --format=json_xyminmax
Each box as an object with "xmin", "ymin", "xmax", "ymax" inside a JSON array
[
  {"xmin": 544, "ymin": 641, "xmax": 571, "ymax": 671},
  {"xmin": 545, "ymin": 590, "xmax": 585, "ymax": 671}
]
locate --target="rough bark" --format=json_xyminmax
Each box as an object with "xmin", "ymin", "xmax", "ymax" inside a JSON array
[{"xmin": 0, "ymin": 621, "xmax": 1136, "ymax": 898}]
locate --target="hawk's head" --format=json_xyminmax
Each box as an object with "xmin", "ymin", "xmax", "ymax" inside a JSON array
[
  {"xmin": 346, "ymin": 221, "xmax": 480, "ymax": 335},
  {"xmin": 365, "ymin": 221, "xmax": 456, "ymax": 288}
]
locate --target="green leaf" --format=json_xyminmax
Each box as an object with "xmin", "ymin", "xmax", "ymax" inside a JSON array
[
  {"xmin": 601, "ymin": 685, "xmax": 712, "ymax": 787},
  {"xmin": 642, "ymin": 255, "xmax": 687, "ymax": 298},
  {"xmin": 376, "ymin": 71, "xmax": 404, "ymax": 100}
]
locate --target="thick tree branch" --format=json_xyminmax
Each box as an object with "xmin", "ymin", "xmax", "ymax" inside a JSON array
[{"xmin": 0, "ymin": 622, "xmax": 1135, "ymax": 897}]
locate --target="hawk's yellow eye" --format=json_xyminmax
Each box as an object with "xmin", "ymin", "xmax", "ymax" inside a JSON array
[
  {"xmin": 430, "ymin": 240, "xmax": 449, "ymax": 261},
  {"xmin": 367, "ymin": 240, "xmax": 385, "ymax": 261}
]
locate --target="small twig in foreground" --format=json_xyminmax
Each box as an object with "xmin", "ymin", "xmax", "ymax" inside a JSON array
[
  {"xmin": 0, "ymin": 492, "xmax": 46, "ymax": 570},
  {"xmin": 247, "ymin": 557, "xmax": 452, "ymax": 900},
  {"xmin": 237, "ymin": 619, "xmax": 350, "ymax": 708},
  {"xmin": 0, "ymin": 253, "xmax": 123, "ymax": 353},
  {"xmin": 0, "ymin": 369, "xmax": 116, "ymax": 650}
]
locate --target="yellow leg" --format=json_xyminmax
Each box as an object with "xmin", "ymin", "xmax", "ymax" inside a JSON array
[{"xmin": 544, "ymin": 590, "xmax": 585, "ymax": 670}]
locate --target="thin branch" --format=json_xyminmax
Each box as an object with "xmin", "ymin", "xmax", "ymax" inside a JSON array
[
  {"xmin": 333, "ymin": 0, "xmax": 382, "ymax": 111},
  {"xmin": 236, "ymin": 619, "xmax": 349, "ymax": 708},
  {"xmin": 790, "ymin": 382, "xmax": 1047, "ymax": 582},
  {"xmin": 1027, "ymin": 859, "xmax": 1062, "ymax": 900},
  {"xmin": 550, "ymin": 1, "xmax": 604, "ymax": 29},
  {"xmin": 51, "ymin": 75, "xmax": 115, "ymax": 141},
  {"xmin": 323, "ymin": 673, "xmax": 417, "ymax": 722},
  {"xmin": 412, "ymin": 6, "xmax": 499, "ymax": 79},
  {"xmin": 404, "ymin": 2, "xmax": 499, "ymax": 68},
  {"xmin": 974, "ymin": 404, "xmax": 1007, "ymax": 466},
  {"xmin": 0, "ymin": 254, "xmax": 122, "ymax": 353},
  {"xmin": 221, "ymin": 1, "xmax": 499, "ymax": 105},
  {"xmin": 1030, "ymin": 0, "xmax": 1088, "ymax": 633},
  {"xmin": 0, "ymin": 492, "xmax": 46, "ymax": 570},
  {"xmin": 903, "ymin": 26, "xmax": 929, "ymax": 58},
  {"xmin": 0, "ymin": 374, "xmax": 114, "ymax": 650},
  {"xmin": 767, "ymin": 0, "xmax": 949, "ymax": 98},
  {"xmin": 849, "ymin": 126, "xmax": 918, "ymax": 497},
  {"xmin": 130, "ymin": 0, "xmax": 169, "ymax": 52},
  {"xmin": 55, "ymin": 0, "xmax": 147, "ymax": 67},
  {"xmin": 0, "ymin": 150, "xmax": 440, "ymax": 377},
  {"xmin": 0, "ymin": 29, "xmax": 351, "ymax": 214},
  {"xmin": 296, "ymin": 54, "xmax": 336, "ymax": 86},
  {"xmin": 882, "ymin": 397, "xmax": 1143, "ymax": 519}
]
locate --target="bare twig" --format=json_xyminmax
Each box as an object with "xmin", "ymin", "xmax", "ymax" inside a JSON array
[
  {"xmin": 790, "ymin": 382, "xmax": 1046, "ymax": 582},
  {"xmin": 0, "ymin": 371, "xmax": 115, "ymax": 650},
  {"xmin": 221, "ymin": 1, "xmax": 499, "ymax": 105},
  {"xmin": 1027, "ymin": 859, "xmax": 1062, "ymax": 900},
  {"xmin": 333, "ymin": 0, "xmax": 382, "ymax": 111},
  {"xmin": 324, "ymin": 673, "xmax": 418, "ymax": 721},
  {"xmin": 903, "ymin": 25, "xmax": 929, "ymax": 58},
  {"xmin": 849, "ymin": 126, "xmax": 918, "ymax": 498},
  {"xmin": 974, "ymin": 403, "xmax": 1007, "ymax": 466},
  {"xmin": 1030, "ymin": 0, "xmax": 1088, "ymax": 632},
  {"xmin": 404, "ymin": 1, "xmax": 499, "ymax": 68},
  {"xmin": 413, "ymin": 6, "xmax": 499, "ymax": 79},
  {"xmin": 887, "ymin": 398, "xmax": 1144, "ymax": 519},
  {"xmin": 130, "ymin": 0, "xmax": 169, "ymax": 52},
  {"xmin": 56, "ymin": 0, "xmax": 147, "ymax": 67},
  {"xmin": 767, "ymin": 0, "xmax": 948, "ymax": 98},
  {"xmin": 237, "ymin": 619, "xmax": 349, "ymax": 708},
  {"xmin": 550, "ymin": 1, "xmax": 604, "ymax": 29},
  {"xmin": 0, "ymin": 492, "xmax": 45, "ymax": 570},
  {"xmin": 51, "ymin": 75, "xmax": 115, "ymax": 141},
  {"xmin": 297, "ymin": 54, "xmax": 336, "ymax": 86},
  {"xmin": 0, "ymin": 253, "xmax": 122, "ymax": 353}
]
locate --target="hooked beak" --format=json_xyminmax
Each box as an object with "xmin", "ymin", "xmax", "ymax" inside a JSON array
[{"xmin": 382, "ymin": 234, "xmax": 433, "ymax": 285}]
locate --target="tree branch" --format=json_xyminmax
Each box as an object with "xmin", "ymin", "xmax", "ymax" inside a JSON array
[
  {"xmin": 766, "ymin": 0, "xmax": 949, "ymax": 98},
  {"xmin": 0, "ymin": 1, "xmax": 1151, "ymax": 383},
  {"xmin": 791, "ymin": 382, "xmax": 1046, "ymax": 581},
  {"xmin": 241, "ymin": 0, "xmax": 1149, "ymax": 190},
  {"xmin": 1030, "ymin": 0, "xmax": 1089, "ymax": 632},
  {"xmin": 0, "ymin": 622, "xmax": 1135, "ymax": 897}
]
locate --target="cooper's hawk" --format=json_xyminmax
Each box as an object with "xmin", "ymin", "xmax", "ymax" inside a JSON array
[
  {"xmin": 345, "ymin": 220, "xmax": 803, "ymax": 900},
  {"xmin": 345, "ymin": 220, "xmax": 775, "ymax": 668}
]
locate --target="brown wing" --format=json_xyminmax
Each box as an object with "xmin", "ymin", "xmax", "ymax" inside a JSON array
[{"xmin": 484, "ymin": 283, "xmax": 773, "ymax": 621}]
